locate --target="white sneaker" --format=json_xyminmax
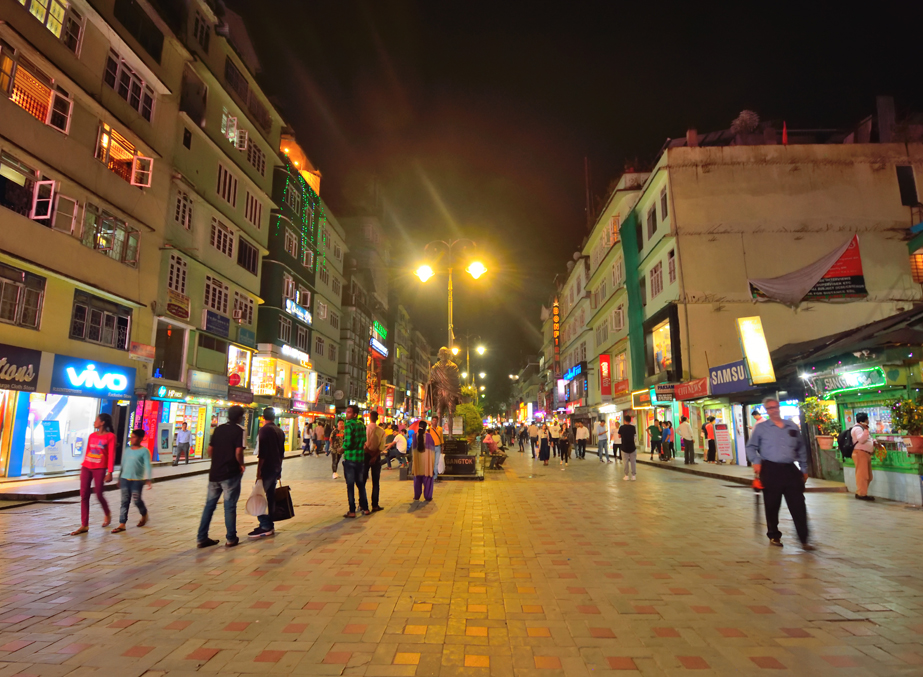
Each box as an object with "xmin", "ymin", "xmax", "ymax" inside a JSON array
[
  {"xmin": 623, "ymin": 475, "xmax": 630, "ymax": 480},
  {"xmin": 332, "ymin": 473, "xmax": 338, "ymax": 479},
  {"xmin": 631, "ymin": 476, "xmax": 637, "ymax": 481}
]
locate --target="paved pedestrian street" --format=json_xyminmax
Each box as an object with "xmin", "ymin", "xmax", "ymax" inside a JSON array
[{"xmin": 1, "ymin": 452, "xmax": 922, "ymax": 677}]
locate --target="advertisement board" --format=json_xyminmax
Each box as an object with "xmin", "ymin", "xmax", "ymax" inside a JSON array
[
  {"xmin": 599, "ymin": 355, "xmax": 612, "ymax": 396},
  {"xmin": 50, "ymin": 355, "xmax": 136, "ymax": 399},
  {"xmin": 0, "ymin": 342, "xmax": 42, "ymax": 392}
]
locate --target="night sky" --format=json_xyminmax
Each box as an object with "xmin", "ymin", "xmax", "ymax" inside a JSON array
[{"xmin": 232, "ymin": 0, "xmax": 923, "ymax": 408}]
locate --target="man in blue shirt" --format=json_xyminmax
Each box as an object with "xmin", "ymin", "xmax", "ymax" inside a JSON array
[
  {"xmin": 746, "ymin": 397, "xmax": 814, "ymax": 550},
  {"xmin": 173, "ymin": 422, "xmax": 192, "ymax": 465}
]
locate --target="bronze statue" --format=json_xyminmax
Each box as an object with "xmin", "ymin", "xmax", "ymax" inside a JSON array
[{"xmin": 424, "ymin": 346, "xmax": 461, "ymax": 432}]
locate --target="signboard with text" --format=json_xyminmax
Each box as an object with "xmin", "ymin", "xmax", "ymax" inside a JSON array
[
  {"xmin": 709, "ymin": 360, "xmax": 756, "ymax": 396},
  {"xmin": 50, "ymin": 355, "xmax": 136, "ymax": 399},
  {"xmin": 166, "ymin": 289, "xmax": 190, "ymax": 320},
  {"xmin": 675, "ymin": 378, "xmax": 709, "ymax": 401},
  {"xmin": 599, "ymin": 355, "xmax": 612, "ymax": 396},
  {"xmin": 0, "ymin": 342, "xmax": 42, "ymax": 392}
]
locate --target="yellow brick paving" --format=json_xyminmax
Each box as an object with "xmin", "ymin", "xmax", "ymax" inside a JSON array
[{"xmin": 0, "ymin": 452, "xmax": 921, "ymax": 676}]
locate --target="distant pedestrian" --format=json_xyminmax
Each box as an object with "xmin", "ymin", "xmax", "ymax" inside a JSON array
[
  {"xmin": 851, "ymin": 413, "xmax": 875, "ymax": 502},
  {"xmin": 705, "ymin": 417, "xmax": 717, "ymax": 462},
  {"xmin": 529, "ymin": 421, "xmax": 539, "ymax": 457},
  {"xmin": 560, "ymin": 425, "xmax": 575, "ymax": 469},
  {"xmin": 250, "ymin": 408, "xmax": 285, "ymax": 539},
  {"xmin": 746, "ymin": 397, "xmax": 814, "ymax": 550},
  {"xmin": 518, "ymin": 425, "xmax": 527, "ymax": 453},
  {"xmin": 330, "ymin": 419, "xmax": 344, "ymax": 478},
  {"xmin": 549, "ymin": 420, "xmax": 561, "ymax": 457},
  {"xmin": 70, "ymin": 413, "xmax": 115, "ymax": 535},
  {"xmin": 678, "ymin": 416, "xmax": 695, "ymax": 464},
  {"xmin": 595, "ymin": 419, "xmax": 609, "ymax": 462},
  {"xmin": 302, "ymin": 422, "xmax": 312, "ymax": 455},
  {"xmin": 619, "ymin": 415, "xmax": 638, "ymax": 481},
  {"xmin": 324, "ymin": 420, "xmax": 333, "ymax": 454},
  {"xmin": 430, "ymin": 416, "xmax": 444, "ymax": 480},
  {"xmin": 575, "ymin": 421, "xmax": 589, "ymax": 459},
  {"xmin": 661, "ymin": 421, "xmax": 674, "ymax": 461},
  {"xmin": 342, "ymin": 405, "xmax": 369, "ymax": 518},
  {"xmin": 412, "ymin": 421, "xmax": 435, "ymax": 501},
  {"xmin": 197, "ymin": 405, "xmax": 246, "ymax": 548},
  {"xmin": 111, "ymin": 428, "xmax": 152, "ymax": 533},
  {"xmin": 647, "ymin": 419, "xmax": 662, "ymax": 460},
  {"xmin": 314, "ymin": 419, "xmax": 326, "ymax": 455},
  {"xmin": 173, "ymin": 422, "xmax": 192, "ymax": 465},
  {"xmin": 539, "ymin": 424, "xmax": 551, "ymax": 465},
  {"xmin": 365, "ymin": 411, "xmax": 386, "ymax": 512}
]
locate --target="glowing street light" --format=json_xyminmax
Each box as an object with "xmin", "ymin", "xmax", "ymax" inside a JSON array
[
  {"xmin": 479, "ymin": 372, "xmax": 486, "ymax": 379},
  {"xmin": 415, "ymin": 264, "xmax": 434, "ymax": 283},
  {"xmin": 476, "ymin": 345, "xmax": 485, "ymax": 355},
  {"xmin": 467, "ymin": 261, "xmax": 487, "ymax": 279},
  {"xmin": 480, "ymin": 385, "xmax": 486, "ymax": 391},
  {"xmin": 451, "ymin": 346, "xmax": 460, "ymax": 355},
  {"xmin": 461, "ymin": 371, "xmax": 468, "ymax": 379}
]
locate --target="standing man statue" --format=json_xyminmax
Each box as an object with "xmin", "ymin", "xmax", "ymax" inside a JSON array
[{"xmin": 424, "ymin": 347, "xmax": 461, "ymax": 437}]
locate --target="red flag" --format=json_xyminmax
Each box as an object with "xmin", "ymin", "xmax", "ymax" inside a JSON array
[{"xmin": 782, "ymin": 121, "xmax": 788, "ymax": 145}]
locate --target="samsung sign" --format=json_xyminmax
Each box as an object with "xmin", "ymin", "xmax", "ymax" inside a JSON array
[
  {"xmin": 50, "ymin": 355, "xmax": 136, "ymax": 399},
  {"xmin": 370, "ymin": 337, "xmax": 389, "ymax": 357},
  {"xmin": 708, "ymin": 359, "xmax": 756, "ymax": 396}
]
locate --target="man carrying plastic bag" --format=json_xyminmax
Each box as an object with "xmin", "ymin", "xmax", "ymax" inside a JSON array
[{"xmin": 249, "ymin": 407, "xmax": 286, "ymax": 539}]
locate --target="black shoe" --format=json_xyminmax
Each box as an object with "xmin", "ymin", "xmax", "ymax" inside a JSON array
[
  {"xmin": 197, "ymin": 538, "xmax": 219, "ymax": 548},
  {"xmin": 371, "ymin": 505, "xmax": 384, "ymax": 512},
  {"xmin": 855, "ymin": 494, "xmax": 876, "ymax": 501},
  {"xmin": 769, "ymin": 538, "xmax": 783, "ymax": 548},
  {"xmin": 248, "ymin": 527, "xmax": 274, "ymax": 539},
  {"xmin": 802, "ymin": 543, "xmax": 817, "ymax": 551},
  {"xmin": 226, "ymin": 537, "xmax": 239, "ymax": 547}
]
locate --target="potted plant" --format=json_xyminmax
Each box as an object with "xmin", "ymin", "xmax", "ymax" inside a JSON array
[
  {"xmin": 890, "ymin": 398, "xmax": 923, "ymax": 454},
  {"xmin": 802, "ymin": 397, "xmax": 838, "ymax": 450}
]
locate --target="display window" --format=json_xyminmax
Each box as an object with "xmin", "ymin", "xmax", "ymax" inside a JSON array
[
  {"xmin": 843, "ymin": 402, "xmax": 893, "ymax": 434},
  {"xmin": 227, "ymin": 346, "xmax": 252, "ymax": 389},
  {"xmin": 751, "ymin": 400, "xmax": 801, "ymax": 426},
  {"xmin": 252, "ymin": 356, "xmax": 276, "ymax": 396},
  {"xmin": 651, "ymin": 320, "xmax": 673, "ymax": 373},
  {"xmin": 24, "ymin": 393, "xmax": 100, "ymax": 474}
]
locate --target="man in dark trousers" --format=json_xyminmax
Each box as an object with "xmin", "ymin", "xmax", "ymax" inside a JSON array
[
  {"xmin": 364, "ymin": 410, "xmax": 386, "ymax": 512},
  {"xmin": 250, "ymin": 407, "xmax": 285, "ymax": 539},
  {"xmin": 746, "ymin": 397, "xmax": 815, "ymax": 551}
]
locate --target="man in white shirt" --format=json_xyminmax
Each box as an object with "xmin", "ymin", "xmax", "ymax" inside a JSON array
[
  {"xmin": 575, "ymin": 421, "xmax": 590, "ymax": 459},
  {"xmin": 528, "ymin": 422, "xmax": 539, "ymax": 458},
  {"xmin": 851, "ymin": 413, "xmax": 875, "ymax": 501},
  {"xmin": 549, "ymin": 420, "xmax": 562, "ymax": 457},
  {"xmin": 678, "ymin": 416, "xmax": 695, "ymax": 465},
  {"xmin": 595, "ymin": 420, "xmax": 609, "ymax": 462},
  {"xmin": 174, "ymin": 422, "xmax": 192, "ymax": 465}
]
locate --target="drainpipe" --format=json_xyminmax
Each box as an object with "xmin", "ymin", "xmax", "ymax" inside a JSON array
[{"xmin": 666, "ymin": 153, "xmax": 694, "ymax": 382}]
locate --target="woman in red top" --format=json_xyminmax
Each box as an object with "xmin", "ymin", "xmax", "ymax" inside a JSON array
[{"xmin": 70, "ymin": 413, "xmax": 116, "ymax": 535}]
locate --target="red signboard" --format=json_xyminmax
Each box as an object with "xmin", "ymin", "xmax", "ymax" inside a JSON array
[
  {"xmin": 675, "ymin": 377, "xmax": 709, "ymax": 401},
  {"xmin": 552, "ymin": 300, "xmax": 561, "ymax": 377},
  {"xmin": 599, "ymin": 355, "xmax": 612, "ymax": 396},
  {"xmin": 384, "ymin": 385, "xmax": 395, "ymax": 408},
  {"xmin": 612, "ymin": 378, "xmax": 629, "ymax": 396}
]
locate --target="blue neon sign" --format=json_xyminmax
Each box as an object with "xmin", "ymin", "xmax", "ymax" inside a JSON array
[
  {"xmin": 285, "ymin": 299, "xmax": 312, "ymax": 325},
  {"xmin": 563, "ymin": 361, "xmax": 586, "ymax": 382},
  {"xmin": 50, "ymin": 355, "xmax": 136, "ymax": 399},
  {"xmin": 370, "ymin": 337, "xmax": 389, "ymax": 357}
]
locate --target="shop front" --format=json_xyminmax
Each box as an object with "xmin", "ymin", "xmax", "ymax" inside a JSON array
[
  {"xmin": 252, "ymin": 343, "xmax": 318, "ymax": 452},
  {"xmin": 0, "ymin": 345, "xmax": 137, "ymax": 477}
]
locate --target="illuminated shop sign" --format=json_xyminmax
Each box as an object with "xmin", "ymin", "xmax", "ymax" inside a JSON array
[
  {"xmin": 373, "ymin": 320, "xmax": 388, "ymax": 339},
  {"xmin": 285, "ymin": 298, "xmax": 312, "ymax": 325},
  {"xmin": 736, "ymin": 316, "xmax": 775, "ymax": 384},
  {"xmin": 552, "ymin": 300, "xmax": 560, "ymax": 376},
  {"xmin": 148, "ymin": 384, "xmax": 187, "ymax": 400},
  {"xmin": 50, "ymin": 355, "xmax": 136, "ymax": 399},
  {"xmin": 810, "ymin": 366, "xmax": 886, "ymax": 395},
  {"xmin": 563, "ymin": 361, "xmax": 586, "ymax": 382},
  {"xmin": 0, "ymin": 343, "xmax": 42, "ymax": 392},
  {"xmin": 370, "ymin": 337, "xmax": 389, "ymax": 357},
  {"xmin": 281, "ymin": 344, "xmax": 311, "ymax": 367}
]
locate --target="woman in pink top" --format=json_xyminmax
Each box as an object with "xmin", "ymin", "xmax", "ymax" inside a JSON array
[{"xmin": 70, "ymin": 413, "xmax": 116, "ymax": 535}]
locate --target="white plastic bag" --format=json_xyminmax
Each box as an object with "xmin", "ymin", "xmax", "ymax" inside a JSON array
[
  {"xmin": 245, "ymin": 479, "xmax": 268, "ymax": 516},
  {"xmin": 437, "ymin": 454, "xmax": 445, "ymax": 475}
]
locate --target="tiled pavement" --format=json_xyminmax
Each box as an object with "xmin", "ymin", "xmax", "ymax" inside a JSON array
[{"xmin": 0, "ymin": 450, "xmax": 921, "ymax": 676}]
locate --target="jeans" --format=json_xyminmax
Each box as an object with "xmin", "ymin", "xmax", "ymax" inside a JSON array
[
  {"xmin": 530, "ymin": 437, "xmax": 538, "ymax": 458},
  {"xmin": 343, "ymin": 459, "xmax": 368, "ymax": 513},
  {"xmin": 331, "ymin": 452, "xmax": 342, "ymax": 473},
  {"xmin": 197, "ymin": 474, "xmax": 242, "ymax": 542},
  {"xmin": 385, "ymin": 449, "xmax": 406, "ymax": 468},
  {"xmin": 707, "ymin": 439, "xmax": 717, "ymax": 462},
  {"xmin": 560, "ymin": 442, "xmax": 571, "ymax": 463},
  {"xmin": 760, "ymin": 460, "xmax": 809, "ymax": 543},
  {"xmin": 325, "ymin": 439, "xmax": 331, "ymax": 455},
  {"xmin": 551, "ymin": 438, "xmax": 559, "ymax": 457},
  {"xmin": 433, "ymin": 445, "xmax": 441, "ymax": 479},
  {"xmin": 79, "ymin": 467, "xmax": 110, "ymax": 527},
  {"xmin": 576, "ymin": 440, "xmax": 586, "ymax": 458},
  {"xmin": 118, "ymin": 478, "xmax": 147, "ymax": 524},
  {"xmin": 173, "ymin": 443, "xmax": 190, "ymax": 464},
  {"xmin": 258, "ymin": 474, "xmax": 279, "ymax": 532},
  {"xmin": 623, "ymin": 450, "xmax": 637, "ymax": 475},
  {"xmin": 597, "ymin": 438, "xmax": 609, "ymax": 462},
  {"xmin": 364, "ymin": 458, "xmax": 382, "ymax": 508}
]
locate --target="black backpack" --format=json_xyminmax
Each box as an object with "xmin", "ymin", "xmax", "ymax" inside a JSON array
[{"xmin": 837, "ymin": 427, "xmax": 855, "ymax": 459}]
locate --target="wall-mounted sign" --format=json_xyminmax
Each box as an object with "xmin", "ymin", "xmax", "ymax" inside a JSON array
[
  {"xmin": 129, "ymin": 342, "xmax": 156, "ymax": 363},
  {"xmin": 50, "ymin": 355, "xmax": 136, "ymax": 399},
  {"xmin": 202, "ymin": 309, "xmax": 230, "ymax": 338},
  {"xmin": 599, "ymin": 355, "xmax": 612, "ymax": 396},
  {"xmin": 373, "ymin": 320, "xmax": 388, "ymax": 339},
  {"xmin": 653, "ymin": 383, "xmax": 675, "ymax": 402},
  {"xmin": 370, "ymin": 337, "xmax": 389, "ymax": 358},
  {"xmin": 166, "ymin": 289, "xmax": 190, "ymax": 320},
  {"xmin": 292, "ymin": 398, "xmax": 308, "ymax": 411},
  {"xmin": 709, "ymin": 359, "xmax": 757, "ymax": 395},
  {"xmin": 552, "ymin": 300, "xmax": 561, "ymax": 377},
  {"xmin": 612, "ymin": 378, "xmax": 630, "ymax": 396},
  {"xmin": 187, "ymin": 369, "xmax": 228, "ymax": 398},
  {"xmin": 284, "ymin": 298, "xmax": 312, "ymax": 325},
  {"xmin": 810, "ymin": 366, "xmax": 886, "ymax": 394},
  {"xmin": 563, "ymin": 361, "xmax": 586, "ymax": 382},
  {"xmin": 0, "ymin": 342, "xmax": 42, "ymax": 392},
  {"xmin": 384, "ymin": 385, "xmax": 395, "ymax": 408},
  {"xmin": 736, "ymin": 316, "xmax": 775, "ymax": 385},
  {"xmin": 228, "ymin": 387, "xmax": 254, "ymax": 404},
  {"xmin": 675, "ymin": 377, "xmax": 709, "ymax": 401},
  {"xmin": 281, "ymin": 344, "xmax": 311, "ymax": 367},
  {"xmin": 237, "ymin": 326, "xmax": 256, "ymax": 348},
  {"xmin": 147, "ymin": 383, "xmax": 187, "ymax": 400},
  {"xmin": 631, "ymin": 389, "xmax": 652, "ymax": 409}
]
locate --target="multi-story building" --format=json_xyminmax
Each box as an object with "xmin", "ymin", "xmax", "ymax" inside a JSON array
[
  {"xmin": 336, "ymin": 268, "xmax": 372, "ymax": 411},
  {"xmin": 385, "ymin": 303, "xmax": 412, "ymax": 418},
  {"xmin": 311, "ymin": 203, "xmax": 346, "ymax": 413},
  {"xmin": 0, "ymin": 0, "xmax": 177, "ymax": 475},
  {"xmin": 411, "ymin": 330, "xmax": 431, "ymax": 418}
]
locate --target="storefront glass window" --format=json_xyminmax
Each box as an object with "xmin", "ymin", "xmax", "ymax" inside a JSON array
[
  {"xmin": 227, "ymin": 345, "xmax": 252, "ymax": 388},
  {"xmin": 251, "ymin": 356, "xmax": 276, "ymax": 396},
  {"xmin": 153, "ymin": 321, "xmax": 186, "ymax": 381},
  {"xmin": 843, "ymin": 404, "xmax": 894, "ymax": 433},
  {"xmin": 24, "ymin": 393, "xmax": 99, "ymax": 474},
  {"xmin": 651, "ymin": 320, "xmax": 672, "ymax": 373}
]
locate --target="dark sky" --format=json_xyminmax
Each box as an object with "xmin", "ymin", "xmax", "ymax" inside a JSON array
[{"xmin": 232, "ymin": 0, "xmax": 923, "ymax": 406}]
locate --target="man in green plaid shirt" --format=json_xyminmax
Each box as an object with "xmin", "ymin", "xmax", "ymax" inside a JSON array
[{"xmin": 342, "ymin": 405, "xmax": 369, "ymax": 517}]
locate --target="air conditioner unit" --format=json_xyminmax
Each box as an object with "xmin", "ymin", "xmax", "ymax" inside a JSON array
[{"xmin": 232, "ymin": 309, "xmax": 244, "ymax": 321}]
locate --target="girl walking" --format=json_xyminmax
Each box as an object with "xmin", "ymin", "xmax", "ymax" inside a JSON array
[
  {"xmin": 70, "ymin": 413, "xmax": 116, "ymax": 535},
  {"xmin": 412, "ymin": 421, "xmax": 435, "ymax": 501},
  {"xmin": 538, "ymin": 424, "xmax": 551, "ymax": 465},
  {"xmin": 112, "ymin": 429, "xmax": 152, "ymax": 533}
]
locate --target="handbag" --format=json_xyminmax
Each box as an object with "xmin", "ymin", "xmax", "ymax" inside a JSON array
[
  {"xmin": 245, "ymin": 480, "xmax": 267, "ymax": 516},
  {"xmin": 272, "ymin": 481, "xmax": 295, "ymax": 521},
  {"xmin": 437, "ymin": 453, "xmax": 446, "ymax": 475}
]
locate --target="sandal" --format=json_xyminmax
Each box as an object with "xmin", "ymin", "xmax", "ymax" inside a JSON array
[
  {"xmin": 343, "ymin": 512, "xmax": 357, "ymax": 518},
  {"xmin": 101, "ymin": 514, "xmax": 112, "ymax": 528},
  {"xmin": 111, "ymin": 525, "xmax": 126, "ymax": 533},
  {"xmin": 70, "ymin": 526, "xmax": 89, "ymax": 535},
  {"xmin": 137, "ymin": 515, "xmax": 148, "ymax": 527}
]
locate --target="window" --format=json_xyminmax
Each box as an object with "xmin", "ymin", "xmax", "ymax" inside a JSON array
[
  {"xmin": 332, "ymin": 278, "xmax": 341, "ymax": 295},
  {"xmin": 174, "ymin": 189, "xmax": 192, "ymax": 229},
  {"xmin": 197, "ymin": 333, "xmax": 227, "ymax": 354},
  {"xmin": 328, "ymin": 343, "xmax": 336, "ymax": 361},
  {"xmin": 330, "ymin": 312, "xmax": 340, "ymax": 329},
  {"xmin": 668, "ymin": 249, "xmax": 676, "ymax": 284},
  {"xmin": 614, "ymin": 351, "xmax": 626, "ymax": 380},
  {"xmin": 233, "ymin": 291, "xmax": 253, "ymax": 325},
  {"xmin": 3, "ymin": 53, "xmax": 74, "ymax": 134},
  {"xmin": 224, "ymin": 57, "xmax": 249, "ymax": 103},
  {"xmin": 113, "ymin": 0, "xmax": 163, "ymax": 62},
  {"xmin": 302, "ymin": 248, "xmax": 314, "ymax": 270},
  {"xmin": 660, "ymin": 188, "xmax": 668, "ymax": 221},
  {"xmin": 611, "ymin": 305, "xmax": 624, "ymax": 332},
  {"xmin": 284, "ymin": 229, "xmax": 298, "ymax": 257},
  {"xmin": 640, "ymin": 275, "xmax": 646, "ymax": 306},
  {"xmin": 237, "ymin": 237, "xmax": 258, "ymax": 275},
  {"xmin": 333, "ymin": 243, "xmax": 342, "ymax": 260},
  {"xmin": 216, "ymin": 163, "xmax": 237, "ymax": 207},
  {"xmin": 80, "ymin": 205, "xmax": 140, "ymax": 266},
  {"xmin": 182, "ymin": 128, "xmax": 192, "ymax": 149},
  {"xmin": 646, "ymin": 206, "xmax": 657, "ymax": 239},
  {"xmin": 651, "ymin": 262, "xmax": 663, "ymax": 298},
  {"xmin": 315, "ymin": 335, "xmax": 325, "ymax": 356},
  {"xmin": 635, "ymin": 217, "xmax": 643, "ymax": 252},
  {"xmin": 650, "ymin": 320, "xmax": 673, "ymax": 374},
  {"xmin": 192, "ymin": 11, "xmax": 210, "ymax": 53},
  {"xmin": 244, "ymin": 192, "xmax": 262, "ymax": 228},
  {"xmin": 104, "ymin": 50, "xmax": 154, "ymax": 121},
  {"xmin": 203, "ymin": 275, "xmax": 228, "ymax": 314},
  {"xmin": 69, "ymin": 290, "xmax": 131, "ymax": 350},
  {"xmin": 279, "ymin": 315, "xmax": 292, "ymax": 344},
  {"xmin": 210, "ymin": 218, "xmax": 233, "ymax": 257},
  {"xmin": 247, "ymin": 142, "xmax": 265, "ymax": 176},
  {"xmin": 0, "ymin": 263, "xmax": 45, "ymax": 329},
  {"xmin": 16, "ymin": 0, "xmax": 83, "ymax": 53},
  {"xmin": 296, "ymin": 325, "xmax": 308, "ymax": 351},
  {"xmin": 167, "ymin": 254, "xmax": 187, "ymax": 294},
  {"xmin": 317, "ymin": 301, "xmax": 327, "ymax": 319},
  {"xmin": 282, "ymin": 274, "xmax": 295, "ymax": 301},
  {"xmin": 611, "ymin": 258, "xmax": 624, "ymax": 288},
  {"xmin": 296, "ymin": 286, "xmax": 310, "ymax": 307},
  {"xmin": 96, "ymin": 123, "xmax": 153, "ymax": 186},
  {"xmin": 319, "ymin": 267, "xmax": 329, "ymax": 285},
  {"xmin": 595, "ymin": 321, "xmax": 609, "ymax": 346},
  {"xmin": 283, "ymin": 184, "xmax": 301, "ymax": 215}
]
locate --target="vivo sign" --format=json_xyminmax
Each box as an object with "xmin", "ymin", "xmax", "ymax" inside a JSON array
[{"xmin": 50, "ymin": 355, "xmax": 135, "ymax": 399}]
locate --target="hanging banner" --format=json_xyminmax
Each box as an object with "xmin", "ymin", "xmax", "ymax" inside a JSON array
[
  {"xmin": 675, "ymin": 377, "xmax": 709, "ymax": 401},
  {"xmin": 599, "ymin": 354, "xmax": 612, "ymax": 396}
]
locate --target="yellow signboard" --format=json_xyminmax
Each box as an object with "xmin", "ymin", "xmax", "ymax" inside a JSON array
[{"xmin": 736, "ymin": 316, "xmax": 775, "ymax": 385}]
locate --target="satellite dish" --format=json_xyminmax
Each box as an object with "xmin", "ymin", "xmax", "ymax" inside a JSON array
[{"xmin": 334, "ymin": 390, "xmax": 345, "ymax": 400}]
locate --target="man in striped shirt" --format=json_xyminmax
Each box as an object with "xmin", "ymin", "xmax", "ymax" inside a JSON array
[{"xmin": 342, "ymin": 405, "xmax": 369, "ymax": 518}]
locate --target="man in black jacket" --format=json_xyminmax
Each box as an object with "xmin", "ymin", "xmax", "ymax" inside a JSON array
[{"xmin": 250, "ymin": 407, "xmax": 285, "ymax": 539}]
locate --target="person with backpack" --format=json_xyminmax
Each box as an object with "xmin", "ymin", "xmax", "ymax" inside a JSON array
[{"xmin": 850, "ymin": 413, "xmax": 875, "ymax": 501}]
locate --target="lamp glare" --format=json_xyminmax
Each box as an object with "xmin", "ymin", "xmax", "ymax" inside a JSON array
[
  {"xmin": 416, "ymin": 265, "xmax": 435, "ymax": 282},
  {"xmin": 467, "ymin": 261, "xmax": 487, "ymax": 279}
]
